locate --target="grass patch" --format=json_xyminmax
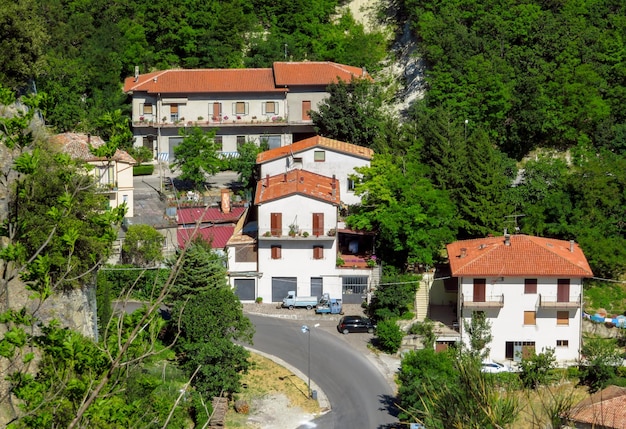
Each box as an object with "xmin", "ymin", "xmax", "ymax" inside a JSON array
[
  {"xmin": 584, "ymin": 279, "xmax": 626, "ymax": 315},
  {"xmin": 225, "ymin": 353, "xmax": 321, "ymax": 427}
]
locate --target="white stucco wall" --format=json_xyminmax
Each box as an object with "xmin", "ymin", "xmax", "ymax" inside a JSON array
[{"xmin": 459, "ymin": 276, "xmax": 582, "ymax": 364}]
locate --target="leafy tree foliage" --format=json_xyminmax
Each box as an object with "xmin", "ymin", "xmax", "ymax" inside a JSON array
[
  {"xmin": 518, "ymin": 348, "xmax": 557, "ymax": 389},
  {"xmin": 171, "ymin": 127, "xmax": 221, "ymax": 189},
  {"xmin": 121, "ymin": 224, "xmax": 165, "ymax": 267},
  {"xmin": 348, "ymin": 153, "xmax": 457, "ymax": 267},
  {"xmin": 310, "ymin": 78, "xmax": 386, "ymax": 148},
  {"xmin": 464, "ymin": 311, "xmax": 493, "ymax": 361},
  {"xmin": 375, "ymin": 319, "xmax": 403, "ymax": 354},
  {"xmin": 368, "ymin": 271, "xmax": 419, "ymax": 321},
  {"xmin": 227, "ymin": 139, "xmax": 267, "ymax": 191},
  {"xmin": 579, "ymin": 337, "xmax": 624, "ymax": 393}
]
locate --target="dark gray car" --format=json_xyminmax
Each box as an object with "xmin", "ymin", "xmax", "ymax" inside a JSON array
[{"xmin": 337, "ymin": 315, "xmax": 375, "ymax": 334}]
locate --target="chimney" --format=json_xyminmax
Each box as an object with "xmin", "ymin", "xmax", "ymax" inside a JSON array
[
  {"xmin": 283, "ymin": 172, "xmax": 287, "ymax": 182},
  {"xmin": 460, "ymin": 248, "xmax": 467, "ymax": 258},
  {"xmin": 221, "ymin": 189, "xmax": 231, "ymax": 214},
  {"xmin": 362, "ymin": 67, "xmax": 367, "ymax": 77},
  {"xmin": 570, "ymin": 240, "xmax": 575, "ymax": 253},
  {"xmin": 504, "ymin": 233, "xmax": 511, "ymax": 246},
  {"xmin": 134, "ymin": 66, "xmax": 139, "ymax": 81},
  {"xmin": 265, "ymin": 174, "xmax": 269, "ymax": 187}
]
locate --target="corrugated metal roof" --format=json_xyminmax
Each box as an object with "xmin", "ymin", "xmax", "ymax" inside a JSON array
[
  {"xmin": 177, "ymin": 225, "xmax": 235, "ymax": 249},
  {"xmin": 255, "ymin": 170, "xmax": 340, "ymax": 205},
  {"xmin": 256, "ymin": 135, "xmax": 373, "ymax": 163},
  {"xmin": 446, "ymin": 234, "xmax": 593, "ymax": 277},
  {"xmin": 176, "ymin": 206, "xmax": 246, "ymax": 225}
]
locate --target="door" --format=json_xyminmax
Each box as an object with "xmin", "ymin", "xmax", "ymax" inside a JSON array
[
  {"xmin": 557, "ymin": 279, "xmax": 570, "ymax": 302},
  {"xmin": 212, "ymin": 102, "xmax": 221, "ymax": 120},
  {"xmin": 310, "ymin": 277, "xmax": 323, "ymax": 298},
  {"xmin": 312, "ymin": 213, "xmax": 324, "ymax": 236},
  {"xmin": 271, "ymin": 213, "xmax": 282, "ymax": 236},
  {"xmin": 302, "ymin": 100, "xmax": 311, "ymax": 121},
  {"xmin": 473, "ymin": 279, "xmax": 486, "ymax": 302},
  {"xmin": 272, "ymin": 277, "xmax": 295, "ymax": 302},
  {"xmin": 234, "ymin": 279, "xmax": 255, "ymax": 301}
]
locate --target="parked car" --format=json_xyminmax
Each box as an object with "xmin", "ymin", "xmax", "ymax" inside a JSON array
[
  {"xmin": 480, "ymin": 361, "xmax": 511, "ymax": 374},
  {"xmin": 337, "ymin": 315, "xmax": 375, "ymax": 334}
]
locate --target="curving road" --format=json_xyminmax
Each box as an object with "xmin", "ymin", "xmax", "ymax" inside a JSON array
[{"xmin": 248, "ymin": 315, "xmax": 398, "ymax": 429}]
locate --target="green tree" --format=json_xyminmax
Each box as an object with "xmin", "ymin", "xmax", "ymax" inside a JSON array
[
  {"xmin": 171, "ymin": 126, "xmax": 221, "ymax": 189},
  {"xmin": 518, "ymin": 348, "xmax": 557, "ymax": 389},
  {"xmin": 228, "ymin": 139, "xmax": 267, "ymax": 191},
  {"xmin": 347, "ymin": 153, "xmax": 457, "ymax": 267},
  {"xmin": 375, "ymin": 318, "xmax": 403, "ymax": 354},
  {"xmin": 121, "ymin": 224, "xmax": 165, "ymax": 267},
  {"xmin": 310, "ymin": 77, "xmax": 386, "ymax": 148},
  {"xmin": 464, "ymin": 311, "xmax": 493, "ymax": 361},
  {"xmin": 579, "ymin": 337, "xmax": 623, "ymax": 393},
  {"xmin": 368, "ymin": 271, "xmax": 419, "ymax": 321}
]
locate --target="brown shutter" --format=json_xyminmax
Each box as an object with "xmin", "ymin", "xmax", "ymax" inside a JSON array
[
  {"xmin": 557, "ymin": 311, "xmax": 569, "ymax": 325},
  {"xmin": 212, "ymin": 102, "xmax": 221, "ymax": 119},
  {"xmin": 473, "ymin": 279, "xmax": 486, "ymax": 302},
  {"xmin": 313, "ymin": 246, "xmax": 323, "ymax": 260},
  {"xmin": 524, "ymin": 279, "xmax": 537, "ymax": 294},
  {"xmin": 524, "ymin": 311, "xmax": 536, "ymax": 325},
  {"xmin": 557, "ymin": 279, "xmax": 570, "ymax": 302},
  {"xmin": 312, "ymin": 213, "xmax": 324, "ymax": 236},
  {"xmin": 302, "ymin": 101, "xmax": 311, "ymax": 121},
  {"xmin": 271, "ymin": 213, "xmax": 282, "ymax": 236},
  {"xmin": 271, "ymin": 245, "xmax": 281, "ymax": 259}
]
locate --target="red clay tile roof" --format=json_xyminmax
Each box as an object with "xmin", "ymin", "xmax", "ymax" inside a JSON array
[
  {"xmin": 123, "ymin": 62, "xmax": 368, "ymax": 94},
  {"xmin": 447, "ymin": 234, "xmax": 593, "ymax": 278},
  {"xmin": 50, "ymin": 132, "xmax": 136, "ymax": 164},
  {"xmin": 273, "ymin": 61, "xmax": 368, "ymax": 86},
  {"xmin": 567, "ymin": 385, "xmax": 626, "ymax": 428},
  {"xmin": 177, "ymin": 225, "xmax": 235, "ymax": 249},
  {"xmin": 124, "ymin": 69, "xmax": 285, "ymax": 94},
  {"xmin": 256, "ymin": 135, "xmax": 373, "ymax": 163},
  {"xmin": 255, "ymin": 170, "xmax": 340, "ymax": 205},
  {"xmin": 176, "ymin": 206, "xmax": 246, "ymax": 225}
]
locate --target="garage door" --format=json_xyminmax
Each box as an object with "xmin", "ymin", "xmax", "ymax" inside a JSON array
[
  {"xmin": 234, "ymin": 279, "xmax": 255, "ymax": 301},
  {"xmin": 272, "ymin": 277, "xmax": 296, "ymax": 303}
]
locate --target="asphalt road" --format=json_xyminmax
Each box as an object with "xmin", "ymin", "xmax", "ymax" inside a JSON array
[{"xmin": 248, "ymin": 315, "xmax": 399, "ymax": 429}]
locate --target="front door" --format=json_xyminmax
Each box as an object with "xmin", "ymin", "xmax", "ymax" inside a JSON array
[
  {"xmin": 473, "ymin": 278, "xmax": 486, "ymax": 302},
  {"xmin": 310, "ymin": 277, "xmax": 323, "ymax": 298},
  {"xmin": 557, "ymin": 279, "xmax": 570, "ymax": 302}
]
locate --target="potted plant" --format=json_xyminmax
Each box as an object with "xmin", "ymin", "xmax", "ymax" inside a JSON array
[
  {"xmin": 288, "ymin": 224, "xmax": 298, "ymax": 237},
  {"xmin": 327, "ymin": 228, "xmax": 336, "ymax": 236},
  {"xmin": 263, "ymin": 231, "xmax": 272, "ymax": 237},
  {"xmin": 255, "ymin": 297, "xmax": 263, "ymax": 304},
  {"xmin": 336, "ymin": 254, "xmax": 345, "ymax": 266},
  {"xmin": 302, "ymin": 231, "xmax": 309, "ymax": 237}
]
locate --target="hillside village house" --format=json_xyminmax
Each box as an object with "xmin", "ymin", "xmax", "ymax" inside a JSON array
[
  {"xmin": 445, "ymin": 233, "xmax": 593, "ymax": 365},
  {"xmin": 123, "ymin": 62, "xmax": 369, "ymax": 161},
  {"xmin": 256, "ymin": 135, "xmax": 374, "ymax": 206},
  {"xmin": 50, "ymin": 132, "xmax": 136, "ymax": 218},
  {"xmin": 226, "ymin": 150, "xmax": 379, "ymax": 304}
]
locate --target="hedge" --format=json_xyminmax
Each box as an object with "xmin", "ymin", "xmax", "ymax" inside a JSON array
[{"xmin": 133, "ymin": 164, "xmax": 154, "ymax": 176}]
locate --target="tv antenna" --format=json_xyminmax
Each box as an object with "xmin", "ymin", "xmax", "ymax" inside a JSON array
[{"xmin": 504, "ymin": 214, "xmax": 525, "ymax": 232}]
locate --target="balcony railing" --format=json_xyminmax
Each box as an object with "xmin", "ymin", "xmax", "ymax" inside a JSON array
[
  {"xmin": 461, "ymin": 293, "xmax": 504, "ymax": 309},
  {"xmin": 133, "ymin": 116, "xmax": 293, "ymax": 128},
  {"xmin": 537, "ymin": 294, "xmax": 581, "ymax": 308},
  {"xmin": 258, "ymin": 228, "xmax": 336, "ymax": 240}
]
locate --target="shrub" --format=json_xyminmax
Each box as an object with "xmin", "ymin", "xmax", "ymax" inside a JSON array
[
  {"xmin": 376, "ymin": 319, "xmax": 403, "ymax": 354},
  {"xmin": 133, "ymin": 164, "xmax": 155, "ymax": 175},
  {"xmin": 518, "ymin": 348, "xmax": 557, "ymax": 389}
]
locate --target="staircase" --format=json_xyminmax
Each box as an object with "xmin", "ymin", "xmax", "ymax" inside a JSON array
[{"xmin": 414, "ymin": 271, "xmax": 432, "ymax": 322}]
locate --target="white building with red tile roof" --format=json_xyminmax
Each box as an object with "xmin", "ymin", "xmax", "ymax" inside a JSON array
[
  {"xmin": 256, "ymin": 135, "xmax": 373, "ymax": 206},
  {"xmin": 446, "ymin": 233, "xmax": 593, "ymax": 364},
  {"xmin": 123, "ymin": 62, "xmax": 369, "ymax": 162},
  {"xmin": 565, "ymin": 385, "xmax": 626, "ymax": 428},
  {"xmin": 227, "ymin": 168, "xmax": 379, "ymax": 304},
  {"xmin": 50, "ymin": 132, "xmax": 136, "ymax": 217}
]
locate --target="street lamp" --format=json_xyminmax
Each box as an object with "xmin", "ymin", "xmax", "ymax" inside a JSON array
[{"xmin": 301, "ymin": 323, "xmax": 319, "ymax": 398}]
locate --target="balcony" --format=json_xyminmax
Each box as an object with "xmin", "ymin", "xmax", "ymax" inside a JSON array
[
  {"xmin": 537, "ymin": 294, "xmax": 581, "ymax": 309},
  {"xmin": 133, "ymin": 116, "xmax": 291, "ymax": 128},
  {"xmin": 461, "ymin": 293, "xmax": 504, "ymax": 309},
  {"xmin": 258, "ymin": 228, "xmax": 336, "ymax": 241}
]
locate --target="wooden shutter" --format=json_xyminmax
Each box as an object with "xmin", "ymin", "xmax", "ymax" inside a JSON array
[
  {"xmin": 212, "ymin": 102, "xmax": 221, "ymax": 119},
  {"xmin": 271, "ymin": 213, "xmax": 282, "ymax": 236},
  {"xmin": 524, "ymin": 311, "xmax": 536, "ymax": 325},
  {"xmin": 312, "ymin": 213, "xmax": 324, "ymax": 236},
  {"xmin": 524, "ymin": 279, "xmax": 537, "ymax": 294},
  {"xmin": 557, "ymin": 279, "xmax": 570, "ymax": 302},
  {"xmin": 557, "ymin": 311, "xmax": 569, "ymax": 325},
  {"xmin": 313, "ymin": 246, "xmax": 323, "ymax": 260},
  {"xmin": 473, "ymin": 279, "xmax": 486, "ymax": 302},
  {"xmin": 271, "ymin": 245, "xmax": 281, "ymax": 260},
  {"xmin": 302, "ymin": 100, "xmax": 311, "ymax": 120}
]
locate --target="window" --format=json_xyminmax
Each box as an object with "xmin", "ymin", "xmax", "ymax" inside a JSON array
[
  {"xmin": 170, "ymin": 104, "xmax": 179, "ymax": 122},
  {"xmin": 313, "ymin": 246, "xmax": 323, "ymax": 260},
  {"xmin": 271, "ymin": 245, "xmax": 281, "ymax": 260},
  {"xmin": 473, "ymin": 278, "xmax": 486, "ymax": 302},
  {"xmin": 524, "ymin": 278, "xmax": 537, "ymax": 294},
  {"xmin": 557, "ymin": 311, "xmax": 569, "ymax": 325},
  {"xmin": 263, "ymin": 101, "xmax": 278, "ymax": 114},
  {"xmin": 302, "ymin": 100, "xmax": 311, "ymax": 120},
  {"xmin": 506, "ymin": 341, "xmax": 536, "ymax": 360},
  {"xmin": 233, "ymin": 101, "xmax": 248, "ymax": 115},
  {"xmin": 312, "ymin": 213, "xmax": 324, "ymax": 236},
  {"xmin": 236, "ymin": 136, "xmax": 246, "ymax": 146},
  {"xmin": 524, "ymin": 311, "xmax": 536, "ymax": 325},
  {"xmin": 235, "ymin": 244, "xmax": 257, "ymax": 263},
  {"xmin": 270, "ymin": 213, "xmax": 282, "ymax": 236},
  {"xmin": 314, "ymin": 150, "xmax": 326, "ymax": 162},
  {"xmin": 142, "ymin": 104, "xmax": 153, "ymax": 115},
  {"xmin": 556, "ymin": 340, "xmax": 569, "ymax": 347},
  {"xmin": 214, "ymin": 136, "xmax": 223, "ymax": 148},
  {"xmin": 557, "ymin": 279, "xmax": 570, "ymax": 302},
  {"xmin": 347, "ymin": 178, "xmax": 356, "ymax": 191}
]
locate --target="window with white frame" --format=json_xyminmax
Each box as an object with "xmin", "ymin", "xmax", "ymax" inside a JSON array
[
  {"xmin": 263, "ymin": 101, "xmax": 278, "ymax": 115},
  {"xmin": 170, "ymin": 104, "xmax": 179, "ymax": 122},
  {"xmin": 314, "ymin": 150, "xmax": 325, "ymax": 162},
  {"xmin": 233, "ymin": 102, "xmax": 248, "ymax": 116}
]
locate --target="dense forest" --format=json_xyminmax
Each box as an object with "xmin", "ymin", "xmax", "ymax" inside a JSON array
[{"xmin": 1, "ymin": 0, "xmax": 625, "ymax": 278}]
